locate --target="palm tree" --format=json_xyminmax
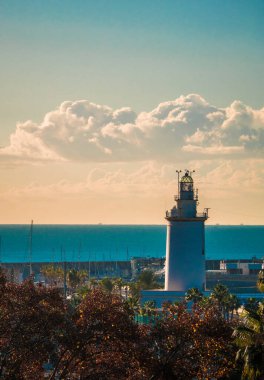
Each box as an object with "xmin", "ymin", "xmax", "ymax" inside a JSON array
[
  {"xmin": 227, "ymin": 294, "xmax": 241, "ymax": 320},
  {"xmin": 257, "ymin": 270, "xmax": 264, "ymax": 293},
  {"xmin": 99, "ymin": 277, "xmax": 114, "ymax": 292},
  {"xmin": 210, "ymin": 283, "xmax": 231, "ymax": 319},
  {"xmin": 67, "ymin": 269, "xmax": 81, "ymax": 289},
  {"xmin": 89, "ymin": 278, "xmax": 98, "ymax": 289},
  {"xmin": 126, "ymin": 295, "xmax": 140, "ymax": 314},
  {"xmin": 143, "ymin": 300, "xmax": 157, "ymax": 317},
  {"xmin": 113, "ymin": 277, "xmax": 124, "ymax": 296},
  {"xmin": 185, "ymin": 287, "xmax": 203, "ymax": 303},
  {"xmin": 78, "ymin": 269, "xmax": 88, "ymax": 285},
  {"xmin": 137, "ymin": 270, "xmax": 160, "ymax": 290},
  {"xmin": 233, "ymin": 301, "xmax": 264, "ymax": 379},
  {"xmin": 76, "ymin": 284, "xmax": 90, "ymax": 299},
  {"xmin": 41, "ymin": 265, "xmax": 64, "ymax": 287},
  {"xmin": 128, "ymin": 281, "xmax": 141, "ymax": 299}
]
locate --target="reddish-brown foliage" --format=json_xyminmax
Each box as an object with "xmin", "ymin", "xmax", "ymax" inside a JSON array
[
  {"xmin": 137, "ymin": 302, "xmax": 236, "ymax": 380},
  {"xmin": 0, "ymin": 270, "xmax": 65, "ymax": 379},
  {"xmin": 0, "ymin": 270, "xmax": 237, "ymax": 379},
  {"xmin": 52, "ymin": 288, "xmax": 143, "ymax": 379}
]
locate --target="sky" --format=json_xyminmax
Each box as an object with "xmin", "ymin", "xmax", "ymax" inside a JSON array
[{"xmin": 0, "ymin": 0, "xmax": 264, "ymax": 224}]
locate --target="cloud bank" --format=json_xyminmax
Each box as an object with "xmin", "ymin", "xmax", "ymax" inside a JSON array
[
  {"xmin": 1, "ymin": 94, "xmax": 264, "ymax": 162},
  {"xmin": 3, "ymin": 159, "xmax": 264, "ymax": 201}
]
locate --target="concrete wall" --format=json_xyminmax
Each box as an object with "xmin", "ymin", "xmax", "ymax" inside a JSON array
[{"xmin": 165, "ymin": 220, "xmax": 205, "ymax": 291}]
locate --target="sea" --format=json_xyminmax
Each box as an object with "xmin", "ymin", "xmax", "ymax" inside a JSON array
[{"xmin": 0, "ymin": 225, "xmax": 263, "ymax": 263}]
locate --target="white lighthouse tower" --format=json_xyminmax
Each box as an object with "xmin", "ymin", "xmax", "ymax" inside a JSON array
[{"xmin": 165, "ymin": 170, "xmax": 208, "ymax": 292}]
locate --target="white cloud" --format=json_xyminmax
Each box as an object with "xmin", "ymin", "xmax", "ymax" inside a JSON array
[{"xmin": 1, "ymin": 94, "xmax": 264, "ymax": 163}]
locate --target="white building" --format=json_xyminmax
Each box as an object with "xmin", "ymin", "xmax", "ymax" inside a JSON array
[
  {"xmin": 165, "ymin": 170, "xmax": 208, "ymax": 291},
  {"xmin": 141, "ymin": 170, "xmax": 209, "ymax": 306}
]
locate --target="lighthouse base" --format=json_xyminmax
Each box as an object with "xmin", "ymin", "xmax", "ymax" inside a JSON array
[
  {"xmin": 140, "ymin": 289, "xmax": 193, "ymax": 308},
  {"xmin": 141, "ymin": 289, "xmax": 264, "ymax": 309}
]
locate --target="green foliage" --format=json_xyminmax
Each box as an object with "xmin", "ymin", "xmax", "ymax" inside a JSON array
[
  {"xmin": 2, "ymin": 271, "xmax": 264, "ymax": 379},
  {"xmin": 129, "ymin": 281, "xmax": 141, "ymax": 298},
  {"xmin": 140, "ymin": 300, "xmax": 157, "ymax": 318},
  {"xmin": 185, "ymin": 287, "xmax": 203, "ymax": 303},
  {"xmin": 125, "ymin": 295, "xmax": 140, "ymax": 314},
  {"xmin": 41, "ymin": 266, "xmax": 88, "ymax": 290},
  {"xmin": 210, "ymin": 284, "xmax": 241, "ymax": 320},
  {"xmin": 67, "ymin": 268, "xmax": 88, "ymax": 289},
  {"xmin": 257, "ymin": 270, "xmax": 264, "ymax": 293},
  {"xmin": 99, "ymin": 277, "xmax": 114, "ymax": 292},
  {"xmin": 137, "ymin": 269, "xmax": 160, "ymax": 290},
  {"xmin": 41, "ymin": 264, "xmax": 64, "ymax": 286},
  {"xmin": 233, "ymin": 300, "xmax": 264, "ymax": 379}
]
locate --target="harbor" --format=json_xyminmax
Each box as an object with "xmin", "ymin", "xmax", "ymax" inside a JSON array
[{"xmin": 1, "ymin": 257, "xmax": 263, "ymax": 294}]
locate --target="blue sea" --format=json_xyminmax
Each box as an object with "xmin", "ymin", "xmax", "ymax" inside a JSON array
[{"xmin": 0, "ymin": 225, "xmax": 263, "ymax": 263}]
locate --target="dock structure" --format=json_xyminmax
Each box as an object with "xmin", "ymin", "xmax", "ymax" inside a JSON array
[
  {"xmin": 0, "ymin": 257, "xmax": 263, "ymax": 294},
  {"xmin": 0, "ymin": 260, "xmax": 132, "ymax": 283}
]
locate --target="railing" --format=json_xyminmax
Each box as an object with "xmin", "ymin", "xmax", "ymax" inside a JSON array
[
  {"xmin": 196, "ymin": 212, "xmax": 208, "ymax": 218},
  {"xmin": 174, "ymin": 195, "xmax": 199, "ymax": 201},
  {"xmin": 165, "ymin": 211, "xmax": 208, "ymax": 219}
]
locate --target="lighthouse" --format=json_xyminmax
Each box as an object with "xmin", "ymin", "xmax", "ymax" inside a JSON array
[{"xmin": 165, "ymin": 170, "xmax": 208, "ymax": 292}]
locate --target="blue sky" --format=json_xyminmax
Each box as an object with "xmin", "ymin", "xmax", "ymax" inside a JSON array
[
  {"xmin": 1, "ymin": 0, "xmax": 263, "ymax": 142},
  {"xmin": 0, "ymin": 1, "xmax": 264, "ymax": 224}
]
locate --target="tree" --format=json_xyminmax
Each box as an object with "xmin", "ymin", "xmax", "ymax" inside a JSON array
[
  {"xmin": 140, "ymin": 300, "xmax": 157, "ymax": 319},
  {"xmin": 89, "ymin": 278, "xmax": 99, "ymax": 289},
  {"xmin": 0, "ymin": 269, "xmax": 66, "ymax": 379},
  {"xmin": 233, "ymin": 301, "xmax": 264, "ymax": 380},
  {"xmin": 257, "ymin": 270, "xmax": 264, "ymax": 293},
  {"xmin": 129, "ymin": 281, "xmax": 141, "ymax": 299},
  {"xmin": 227, "ymin": 294, "xmax": 241, "ymax": 320},
  {"xmin": 125, "ymin": 295, "xmax": 140, "ymax": 315},
  {"xmin": 137, "ymin": 270, "xmax": 160, "ymax": 290},
  {"xmin": 41, "ymin": 264, "xmax": 64, "ymax": 287},
  {"xmin": 244, "ymin": 298, "xmax": 260, "ymax": 313},
  {"xmin": 191, "ymin": 302, "xmax": 236, "ymax": 379},
  {"xmin": 49, "ymin": 288, "xmax": 144, "ymax": 379},
  {"xmin": 210, "ymin": 284, "xmax": 241, "ymax": 321},
  {"xmin": 99, "ymin": 277, "xmax": 114, "ymax": 292},
  {"xmin": 68, "ymin": 268, "xmax": 80, "ymax": 289},
  {"xmin": 185, "ymin": 287, "xmax": 203, "ymax": 303},
  {"xmin": 0, "ymin": 270, "xmax": 242, "ymax": 380},
  {"xmin": 113, "ymin": 277, "xmax": 125, "ymax": 296},
  {"xmin": 0, "ymin": 270, "xmax": 144, "ymax": 379},
  {"xmin": 66, "ymin": 269, "xmax": 88, "ymax": 291},
  {"xmin": 211, "ymin": 283, "xmax": 232, "ymax": 319},
  {"xmin": 139, "ymin": 301, "xmax": 236, "ymax": 380}
]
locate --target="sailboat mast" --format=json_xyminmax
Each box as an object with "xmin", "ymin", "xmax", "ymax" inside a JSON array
[
  {"xmin": 29, "ymin": 220, "xmax": 33, "ymax": 276},
  {"xmin": 0, "ymin": 236, "xmax": 2, "ymax": 265}
]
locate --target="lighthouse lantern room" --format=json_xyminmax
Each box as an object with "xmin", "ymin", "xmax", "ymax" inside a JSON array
[{"xmin": 165, "ymin": 170, "xmax": 208, "ymax": 292}]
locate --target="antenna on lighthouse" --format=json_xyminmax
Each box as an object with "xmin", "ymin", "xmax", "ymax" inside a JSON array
[{"xmin": 176, "ymin": 170, "xmax": 182, "ymax": 198}]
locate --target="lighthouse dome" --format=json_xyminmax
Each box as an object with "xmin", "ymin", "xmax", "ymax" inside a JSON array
[{"xmin": 180, "ymin": 171, "xmax": 193, "ymax": 183}]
